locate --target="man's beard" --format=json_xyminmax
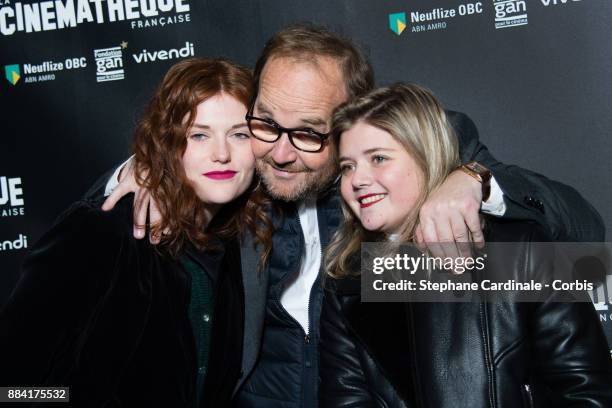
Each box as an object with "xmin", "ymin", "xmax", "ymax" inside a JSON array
[{"xmin": 256, "ymin": 157, "xmax": 337, "ymax": 202}]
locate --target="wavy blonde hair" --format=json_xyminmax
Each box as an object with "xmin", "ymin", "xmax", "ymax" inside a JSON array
[{"xmin": 324, "ymin": 83, "xmax": 460, "ymax": 278}]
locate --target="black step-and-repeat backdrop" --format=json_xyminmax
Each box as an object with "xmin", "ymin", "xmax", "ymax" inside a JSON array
[{"xmin": 2, "ymin": 0, "xmax": 611, "ymax": 349}]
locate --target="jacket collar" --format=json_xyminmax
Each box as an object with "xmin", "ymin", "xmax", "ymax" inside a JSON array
[{"xmin": 184, "ymin": 238, "xmax": 225, "ymax": 284}]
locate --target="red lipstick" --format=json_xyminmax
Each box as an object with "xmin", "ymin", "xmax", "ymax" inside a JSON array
[
  {"xmin": 358, "ymin": 193, "xmax": 387, "ymax": 208},
  {"xmin": 204, "ymin": 170, "xmax": 237, "ymax": 180}
]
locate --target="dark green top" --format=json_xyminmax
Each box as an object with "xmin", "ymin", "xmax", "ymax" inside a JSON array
[{"xmin": 182, "ymin": 256, "xmax": 214, "ymax": 406}]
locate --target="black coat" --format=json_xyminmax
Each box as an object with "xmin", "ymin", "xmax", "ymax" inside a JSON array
[
  {"xmin": 320, "ymin": 219, "xmax": 612, "ymax": 408},
  {"xmin": 0, "ymin": 196, "xmax": 244, "ymax": 407}
]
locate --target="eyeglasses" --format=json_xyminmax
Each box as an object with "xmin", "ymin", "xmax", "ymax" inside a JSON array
[{"xmin": 245, "ymin": 113, "xmax": 330, "ymax": 153}]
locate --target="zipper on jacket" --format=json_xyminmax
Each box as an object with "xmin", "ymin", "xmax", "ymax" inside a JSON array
[
  {"xmin": 299, "ymin": 210, "xmax": 311, "ymax": 338},
  {"xmin": 280, "ymin": 202, "xmax": 319, "ymax": 340},
  {"xmin": 303, "ymin": 272, "xmax": 321, "ymax": 343},
  {"xmin": 522, "ymin": 384, "xmax": 534, "ymax": 408},
  {"xmin": 273, "ymin": 204, "xmax": 312, "ymax": 339},
  {"xmin": 305, "ymin": 278, "xmax": 311, "ymax": 344},
  {"xmin": 268, "ymin": 205, "xmax": 319, "ymax": 407}
]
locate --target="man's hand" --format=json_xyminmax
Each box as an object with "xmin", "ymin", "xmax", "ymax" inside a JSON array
[
  {"xmin": 101, "ymin": 161, "xmax": 164, "ymax": 243},
  {"xmin": 415, "ymin": 169, "xmax": 485, "ymax": 262}
]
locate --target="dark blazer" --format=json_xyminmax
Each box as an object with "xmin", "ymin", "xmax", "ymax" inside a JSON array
[
  {"xmin": 319, "ymin": 219, "xmax": 612, "ymax": 408},
  {"xmin": 0, "ymin": 196, "xmax": 244, "ymax": 407}
]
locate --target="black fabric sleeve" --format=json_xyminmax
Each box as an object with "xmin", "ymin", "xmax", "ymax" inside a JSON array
[
  {"xmin": 447, "ymin": 110, "xmax": 605, "ymax": 241},
  {"xmin": 0, "ymin": 200, "xmax": 136, "ymax": 392}
]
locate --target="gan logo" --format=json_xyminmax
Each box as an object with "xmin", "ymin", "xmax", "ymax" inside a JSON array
[
  {"xmin": 389, "ymin": 12, "xmax": 407, "ymax": 35},
  {"xmin": 0, "ymin": 176, "xmax": 25, "ymax": 217},
  {"xmin": 5, "ymin": 64, "xmax": 20, "ymax": 85},
  {"xmin": 0, "ymin": 234, "xmax": 28, "ymax": 252},
  {"xmin": 94, "ymin": 46, "xmax": 125, "ymax": 82},
  {"xmin": 493, "ymin": 0, "xmax": 527, "ymax": 29}
]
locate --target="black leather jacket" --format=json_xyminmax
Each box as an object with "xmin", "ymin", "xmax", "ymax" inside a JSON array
[{"xmin": 320, "ymin": 219, "xmax": 612, "ymax": 408}]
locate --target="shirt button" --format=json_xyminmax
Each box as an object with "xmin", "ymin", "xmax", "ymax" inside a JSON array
[
  {"xmin": 202, "ymin": 314, "xmax": 210, "ymax": 323},
  {"xmin": 198, "ymin": 366, "xmax": 206, "ymax": 374}
]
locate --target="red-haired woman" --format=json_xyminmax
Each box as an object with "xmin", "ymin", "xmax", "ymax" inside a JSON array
[{"xmin": 0, "ymin": 58, "xmax": 270, "ymax": 407}]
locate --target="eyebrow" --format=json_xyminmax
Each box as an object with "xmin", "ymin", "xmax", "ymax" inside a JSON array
[
  {"xmin": 190, "ymin": 122, "xmax": 248, "ymax": 130},
  {"xmin": 338, "ymin": 147, "xmax": 396, "ymax": 162},
  {"xmin": 230, "ymin": 122, "xmax": 248, "ymax": 130},
  {"xmin": 190, "ymin": 123, "xmax": 210, "ymax": 130},
  {"xmin": 301, "ymin": 117, "xmax": 327, "ymax": 128},
  {"xmin": 255, "ymin": 101, "xmax": 273, "ymax": 117},
  {"xmin": 255, "ymin": 101, "xmax": 327, "ymax": 129}
]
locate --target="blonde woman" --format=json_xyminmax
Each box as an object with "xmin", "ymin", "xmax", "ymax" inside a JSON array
[{"xmin": 319, "ymin": 83, "xmax": 612, "ymax": 408}]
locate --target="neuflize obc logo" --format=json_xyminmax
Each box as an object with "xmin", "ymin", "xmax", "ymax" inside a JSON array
[
  {"xmin": 5, "ymin": 64, "xmax": 20, "ymax": 85},
  {"xmin": 389, "ymin": 12, "xmax": 407, "ymax": 35}
]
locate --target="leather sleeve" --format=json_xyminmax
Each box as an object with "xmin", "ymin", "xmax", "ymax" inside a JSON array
[
  {"xmin": 527, "ymin": 228, "xmax": 612, "ymax": 406},
  {"xmin": 319, "ymin": 287, "xmax": 378, "ymax": 408},
  {"xmin": 447, "ymin": 110, "xmax": 605, "ymax": 241}
]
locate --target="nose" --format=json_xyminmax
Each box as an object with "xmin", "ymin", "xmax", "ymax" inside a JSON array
[
  {"xmin": 211, "ymin": 137, "xmax": 230, "ymax": 163},
  {"xmin": 270, "ymin": 132, "xmax": 298, "ymax": 165},
  {"xmin": 351, "ymin": 163, "xmax": 372, "ymax": 189}
]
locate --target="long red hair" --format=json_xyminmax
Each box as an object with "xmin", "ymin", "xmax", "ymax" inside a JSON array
[{"xmin": 132, "ymin": 58, "xmax": 273, "ymax": 257}]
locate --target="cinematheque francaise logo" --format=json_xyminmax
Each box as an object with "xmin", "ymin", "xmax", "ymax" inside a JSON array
[
  {"xmin": 0, "ymin": 176, "xmax": 24, "ymax": 218},
  {"xmin": 0, "ymin": 0, "xmax": 192, "ymax": 36}
]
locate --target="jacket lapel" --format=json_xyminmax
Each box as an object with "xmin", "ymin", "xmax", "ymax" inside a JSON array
[{"xmin": 234, "ymin": 230, "xmax": 269, "ymax": 394}]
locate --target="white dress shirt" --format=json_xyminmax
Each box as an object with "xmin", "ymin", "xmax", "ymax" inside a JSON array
[{"xmin": 279, "ymin": 198, "xmax": 321, "ymax": 334}]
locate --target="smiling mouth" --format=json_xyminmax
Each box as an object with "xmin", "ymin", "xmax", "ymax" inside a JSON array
[
  {"xmin": 358, "ymin": 193, "xmax": 387, "ymax": 208},
  {"xmin": 271, "ymin": 167, "xmax": 301, "ymax": 174}
]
